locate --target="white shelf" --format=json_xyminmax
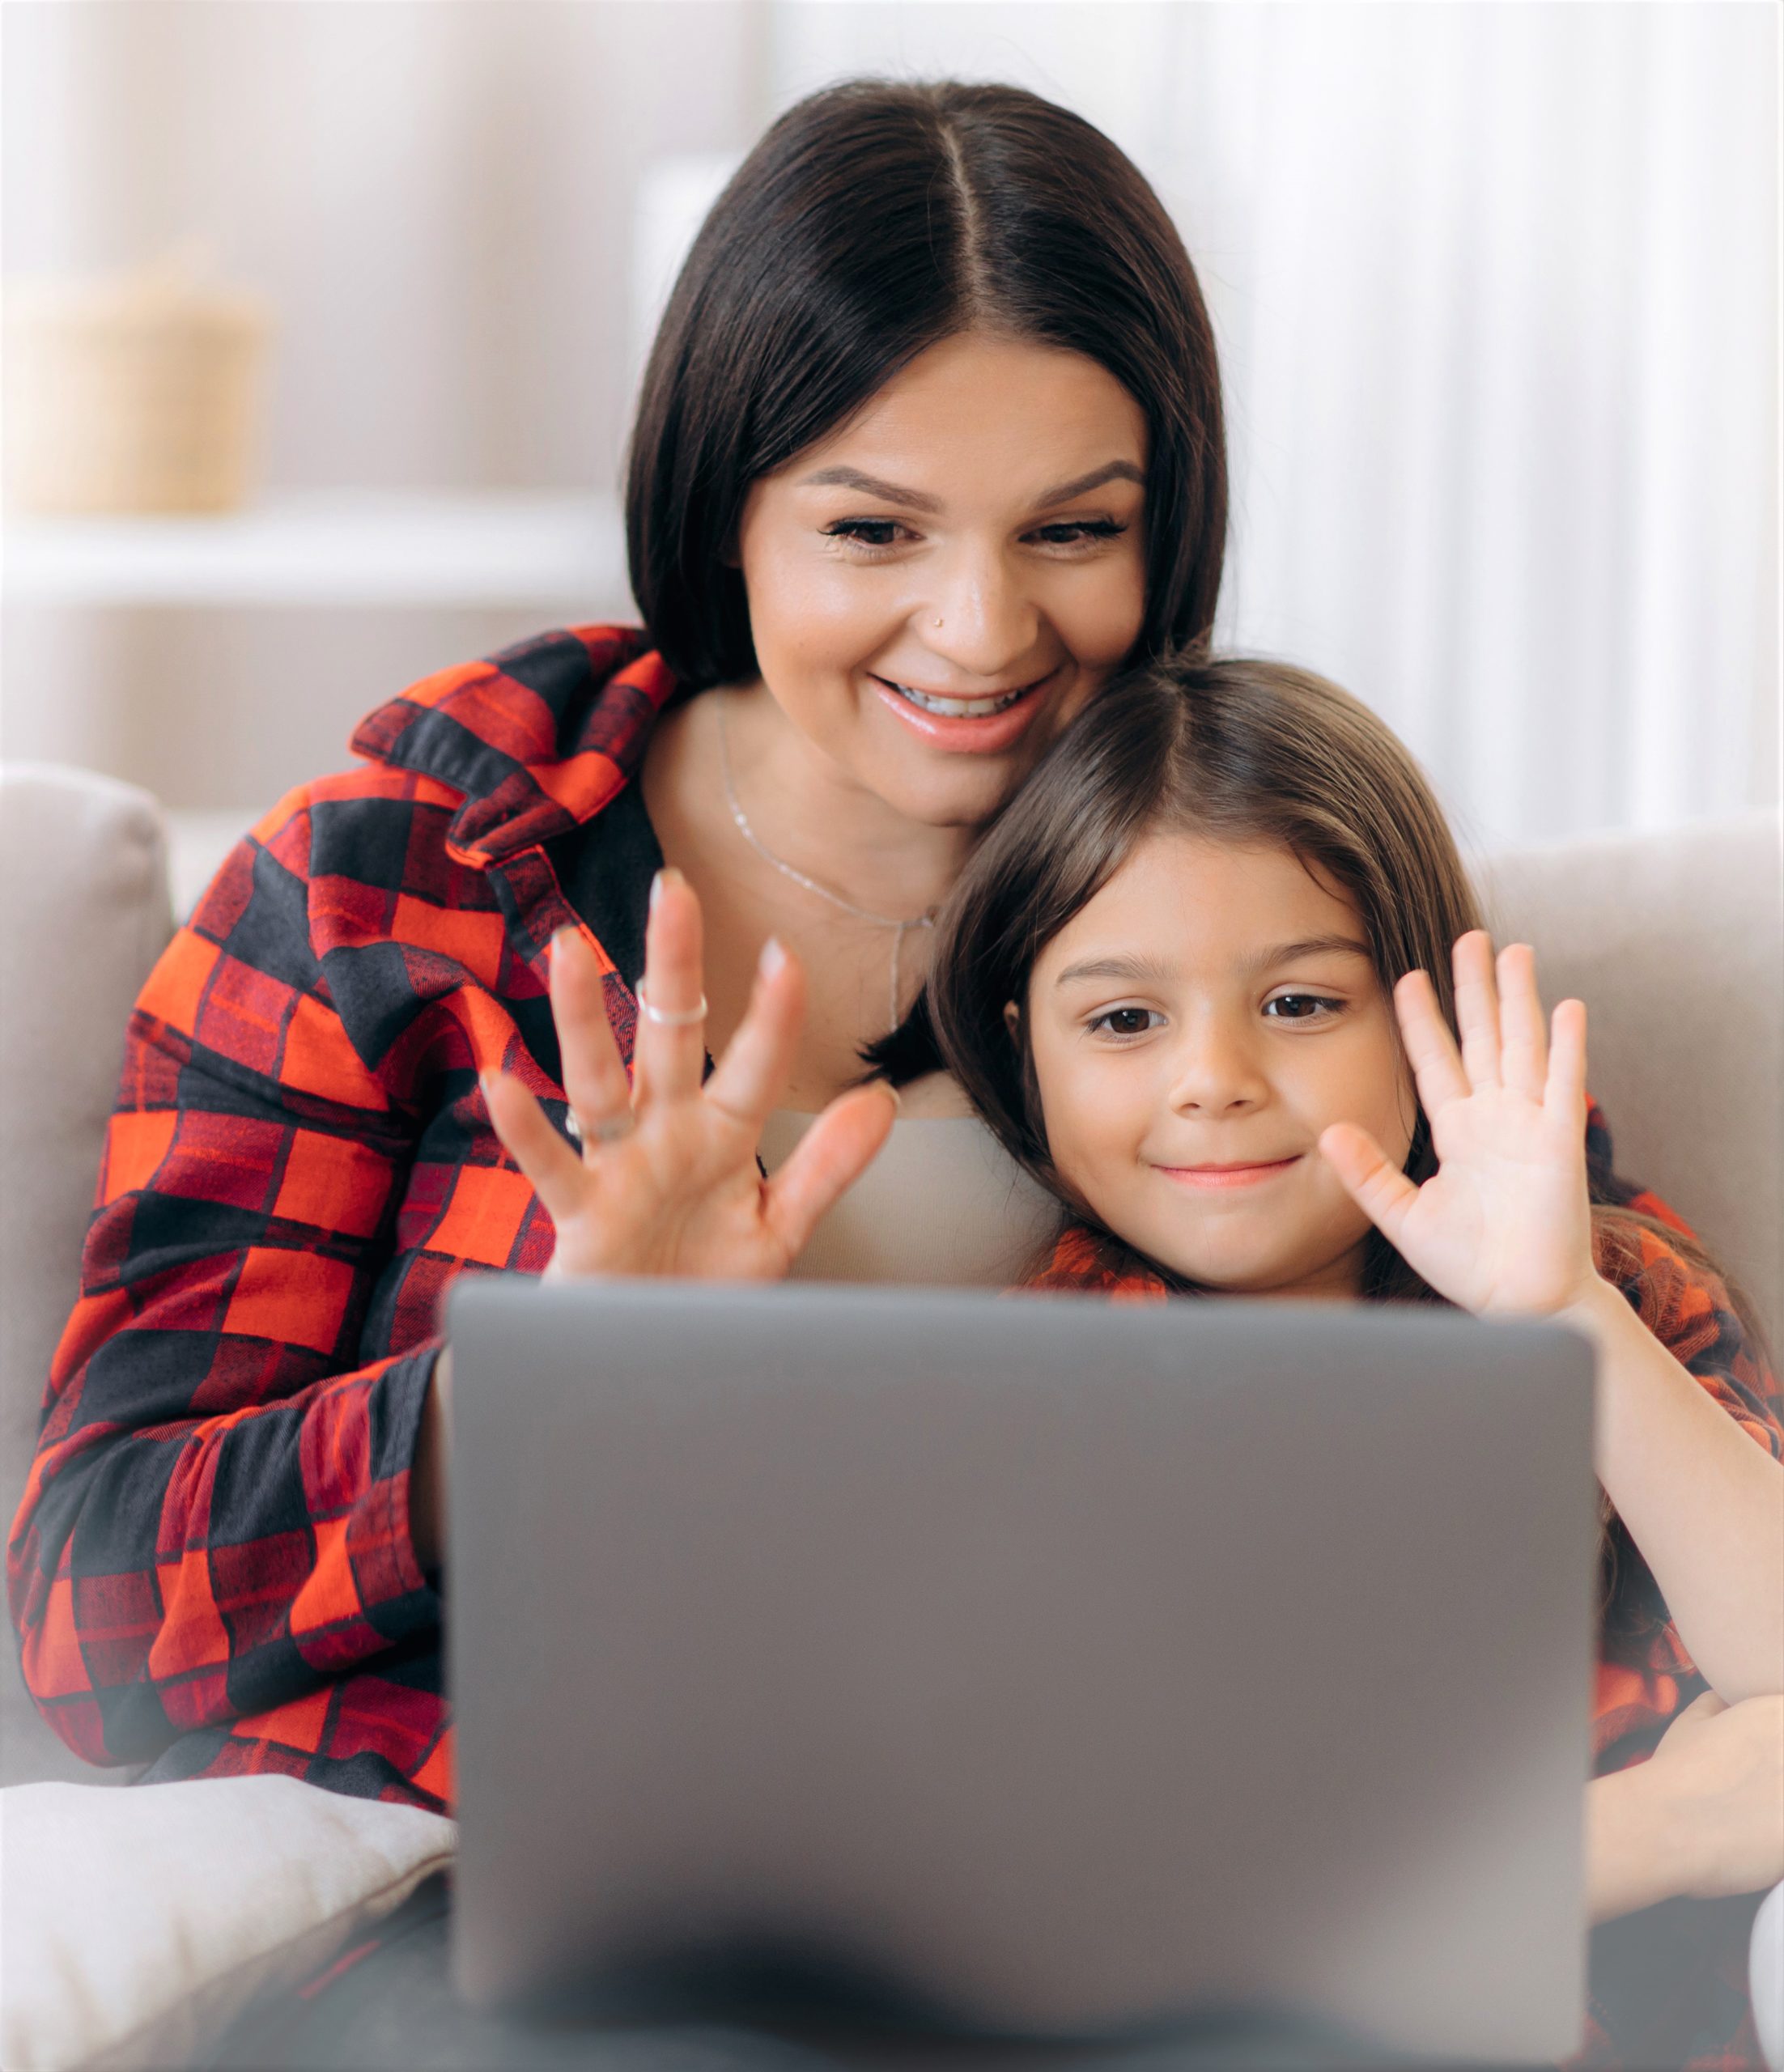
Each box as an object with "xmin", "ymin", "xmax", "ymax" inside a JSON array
[{"xmin": 2, "ymin": 489, "xmax": 631, "ymax": 609}]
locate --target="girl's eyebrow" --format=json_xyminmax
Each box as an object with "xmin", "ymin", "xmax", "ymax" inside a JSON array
[
  {"xmin": 1053, "ymin": 936, "xmax": 1372, "ymax": 988},
  {"xmin": 796, "ymin": 459, "xmax": 1145, "ymax": 515},
  {"xmin": 1248, "ymin": 935, "xmax": 1374, "ymax": 972},
  {"xmin": 1054, "ymin": 953, "xmax": 1174, "ymax": 987}
]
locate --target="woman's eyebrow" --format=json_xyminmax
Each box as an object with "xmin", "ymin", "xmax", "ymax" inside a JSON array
[
  {"xmin": 797, "ymin": 466, "xmax": 942, "ymax": 513},
  {"xmin": 795, "ymin": 459, "xmax": 1145, "ymax": 515},
  {"xmin": 1034, "ymin": 461, "xmax": 1145, "ymax": 507}
]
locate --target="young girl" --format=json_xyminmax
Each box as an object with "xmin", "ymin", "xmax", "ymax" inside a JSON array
[{"xmin": 489, "ymin": 656, "xmax": 1782, "ymax": 2068}]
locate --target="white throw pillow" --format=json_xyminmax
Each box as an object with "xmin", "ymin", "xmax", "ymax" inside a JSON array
[{"xmin": 0, "ymin": 1775, "xmax": 456, "ymax": 2071}]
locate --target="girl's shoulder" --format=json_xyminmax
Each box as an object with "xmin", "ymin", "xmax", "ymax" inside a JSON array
[{"xmin": 1591, "ymin": 1215, "xmax": 1781, "ymax": 1458}]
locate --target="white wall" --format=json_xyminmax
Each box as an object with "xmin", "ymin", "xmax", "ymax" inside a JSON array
[{"xmin": 4, "ymin": 0, "xmax": 1778, "ymax": 857}]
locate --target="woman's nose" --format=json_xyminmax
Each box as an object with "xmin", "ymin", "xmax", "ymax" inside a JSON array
[
  {"xmin": 920, "ymin": 549, "xmax": 1041, "ymax": 677},
  {"xmin": 1166, "ymin": 1018, "xmax": 1269, "ymax": 1115}
]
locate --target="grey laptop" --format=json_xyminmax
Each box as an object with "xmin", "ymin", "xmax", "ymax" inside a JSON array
[{"xmin": 447, "ymin": 1279, "xmax": 1597, "ymax": 2065}]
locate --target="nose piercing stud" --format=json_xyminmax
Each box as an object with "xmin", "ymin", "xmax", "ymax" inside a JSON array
[{"xmin": 932, "ymin": 616, "xmax": 944, "ymax": 628}]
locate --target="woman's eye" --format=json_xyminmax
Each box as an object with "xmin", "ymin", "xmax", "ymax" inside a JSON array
[
  {"xmin": 1090, "ymin": 1005, "xmax": 1163, "ymax": 1038},
  {"xmin": 1263, "ymin": 993, "xmax": 1344, "ymax": 1022},
  {"xmin": 1030, "ymin": 518, "xmax": 1128, "ymax": 549},
  {"xmin": 824, "ymin": 518, "xmax": 907, "ymax": 550}
]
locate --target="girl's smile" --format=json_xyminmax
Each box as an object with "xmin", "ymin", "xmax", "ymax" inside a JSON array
[{"xmin": 1023, "ymin": 833, "xmax": 1418, "ymax": 1298}]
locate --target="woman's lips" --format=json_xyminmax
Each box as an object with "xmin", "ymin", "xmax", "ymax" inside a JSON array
[
  {"xmin": 1157, "ymin": 1156, "xmax": 1302, "ymax": 1191},
  {"xmin": 869, "ymin": 669, "xmax": 1055, "ymax": 754}
]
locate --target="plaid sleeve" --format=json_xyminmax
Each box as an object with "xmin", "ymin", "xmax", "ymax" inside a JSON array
[
  {"xmin": 6, "ymin": 783, "xmax": 440, "ymax": 1769},
  {"xmin": 1594, "ymin": 1221, "xmax": 1782, "ymax": 1461}
]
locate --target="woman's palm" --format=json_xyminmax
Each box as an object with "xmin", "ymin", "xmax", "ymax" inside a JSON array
[{"xmin": 482, "ymin": 873, "xmax": 894, "ymax": 1282}]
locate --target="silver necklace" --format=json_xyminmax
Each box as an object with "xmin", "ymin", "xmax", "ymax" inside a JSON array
[{"xmin": 716, "ymin": 692, "xmax": 936, "ymax": 1034}]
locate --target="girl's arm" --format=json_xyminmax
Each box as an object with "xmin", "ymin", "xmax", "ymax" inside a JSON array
[
  {"xmin": 1589, "ymin": 1692, "xmax": 1784, "ymax": 1923},
  {"xmin": 1322, "ymin": 933, "xmax": 1784, "ymax": 1704}
]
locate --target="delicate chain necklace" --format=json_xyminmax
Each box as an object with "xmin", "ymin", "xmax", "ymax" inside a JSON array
[{"xmin": 716, "ymin": 692, "xmax": 936, "ymax": 1035}]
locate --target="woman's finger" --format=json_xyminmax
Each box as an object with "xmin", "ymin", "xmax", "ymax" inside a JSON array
[
  {"xmin": 1452, "ymin": 931, "xmax": 1502, "ymax": 1090},
  {"xmin": 1319, "ymin": 1120, "xmax": 1420, "ymax": 1248},
  {"xmin": 1392, "ymin": 968, "xmax": 1469, "ymax": 1115},
  {"xmin": 1544, "ymin": 996, "xmax": 1588, "ymax": 1125},
  {"xmin": 549, "ymin": 928, "xmax": 634, "ymax": 1144},
  {"xmin": 702, "ymin": 936, "xmax": 805, "ymax": 1133},
  {"xmin": 1496, "ymin": 942, "xmax": 1548, "ymax": 1102},
  {"xmin": 763, "ymin": 1083, "xmax": 898, "ymax": 1258},
  {"xmin": 631, "ymin": 868, "xmax": 708, "ymax": 1109},
  {"xmin": 481, "ymin": 1069, "xmax": 588, "ymax": 1225}
]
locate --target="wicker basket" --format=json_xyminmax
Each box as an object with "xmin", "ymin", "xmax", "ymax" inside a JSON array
[{"xmin": 5, "ymin": 254, "xmax": 271, "ymax": 515}]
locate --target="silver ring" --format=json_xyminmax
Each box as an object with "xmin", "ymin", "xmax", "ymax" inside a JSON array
[
  {"xmin": 636, "ymin": 980, "xmax": 708, "ymax": 1029},
  {"xmin": 565, "ymin": 1107, "xmax": 635, "ymax": 1145}
]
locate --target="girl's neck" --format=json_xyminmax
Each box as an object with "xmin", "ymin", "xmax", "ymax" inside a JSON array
[{"xmin": 711, "ymin": 679, "xmax": 979, "ymax": 919}]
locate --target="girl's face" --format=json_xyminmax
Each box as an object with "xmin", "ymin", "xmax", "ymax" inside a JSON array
[
  {"xmin": 1023, "ymin": 833, "xmax": 1417, "ymax": 1298},
  {"xmin": 735, "ymin": 330, "xmax": 1149, "ymax": 831}
]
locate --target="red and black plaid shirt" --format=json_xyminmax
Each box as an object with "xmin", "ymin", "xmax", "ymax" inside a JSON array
[
  {"xmin": 8, "ymin": 625, "xmax": 674, "ymax": 1809},
  {"xmin": 1031, "ymin": 1221, "xmax": 1782, "ymax": 2069}
]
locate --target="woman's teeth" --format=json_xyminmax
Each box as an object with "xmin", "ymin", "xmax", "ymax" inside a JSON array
[{"xmin": 888, "ymin": 680, "xmax": 1031, "ymax": 718}]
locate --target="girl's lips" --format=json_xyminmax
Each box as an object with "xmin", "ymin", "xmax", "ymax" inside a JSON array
[
  {"xmin": 1157, "ymin": 1156, "xmax": 1302, "ymax": 1191},
  {"xmin": 868, "ymin": 669, "xmax": 1055, "ymax": 754}
]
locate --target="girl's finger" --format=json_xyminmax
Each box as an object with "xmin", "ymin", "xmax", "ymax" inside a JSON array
[
  {"xmin": 1544, "ymin": 996, "xmax": 1588, "ymax": 1125},
  {"xmin": 631, "ymin": 868, "xmax": 708, "ymax": 1109},
  {"xmin": 1496, "ymin": 942, "xmax": 1548, "ymax": 1102},
  {"xmin": 481, "ymin": 1070, "xmax": 588, "ymax": 1225},
  {"xmin": 1393, "ymin": 968, "xmax": 1469, "ymax": 1115},
  {"xmin": 549, "ymin": 928, "xmax": 634, "ymax": 1145},
  {"xmin": 702, "ymin": 936, "xmax": 805, "ymax": 1134},
  {"xmin": 1452, "ymin": 931, "xmax": 1502, "ymax": 1090},
  {"xmin": 1319, "ymin": 1120, "xmax": 1420, "ymax": 1249},
  {"xmin": 763, "ymin": 1083, "xmax": 898, "ymax": 1257}
]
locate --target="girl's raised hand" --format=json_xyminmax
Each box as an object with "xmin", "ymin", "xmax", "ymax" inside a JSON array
[
  {"xmin": 1319, "ymin": 932, "xmax": 1599, "ymax": 1317},
  {"xmin": 482, "ymin": 869, "xmax": 897, "ymax": 1280}
]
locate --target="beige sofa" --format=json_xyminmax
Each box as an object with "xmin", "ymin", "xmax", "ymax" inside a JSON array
[{"xmin": 0, "ymin": 766, "xmax": 1779, "ymax": 2071}]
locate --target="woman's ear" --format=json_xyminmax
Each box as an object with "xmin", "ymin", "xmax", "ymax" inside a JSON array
[{"xmin": 1003, "ymin": 1000, "xmax": 1021, "ymax": 1041}]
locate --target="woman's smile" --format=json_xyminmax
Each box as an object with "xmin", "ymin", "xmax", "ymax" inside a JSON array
[{"xmin": 868, "ymin": 666, "xmax": 1058, "ymax": 753}]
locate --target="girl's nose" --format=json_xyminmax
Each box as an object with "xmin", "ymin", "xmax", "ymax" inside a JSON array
[
  {"xmin": 920, "ymin": 550, "xmax": 1041, "ymax": 678},
  {"xmin": 1166, "ymin": 1019, "xmax": 1269, "ymax": 1115}
]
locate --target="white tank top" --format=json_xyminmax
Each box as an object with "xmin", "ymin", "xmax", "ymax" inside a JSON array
[{"xmin": 755, "ymin": 1110, "xmax": 1060, "ymax": 1289}]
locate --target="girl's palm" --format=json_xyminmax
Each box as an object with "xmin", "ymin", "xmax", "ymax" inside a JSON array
[
  {"xmin": 482, "ymin": 872, "xmax": 894, "ymax": 1281},
  {"xmin": 1321, "ymin": 934, "xmax": 1598, "ymax": 1317}
]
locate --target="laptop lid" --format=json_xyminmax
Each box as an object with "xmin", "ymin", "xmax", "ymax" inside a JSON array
[{"xmin": 448, "ymin": 1279, "xmax": 1595, "ymax": 2064}]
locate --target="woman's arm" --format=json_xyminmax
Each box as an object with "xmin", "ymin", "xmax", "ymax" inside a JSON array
[
  {"xmin": 6, "ymin": 796, "xmax": 438, "ymax": 1768},
  {"xmin": 1323, "ymin": 934, "xmax": 1784, "ymax": 1703}
]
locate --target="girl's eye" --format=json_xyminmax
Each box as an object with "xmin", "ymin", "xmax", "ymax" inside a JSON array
[
  {"xmin": 824, "ymin": 518, "xmax": 908, "ymax": 551},
  {"xmin": 1263, "ymin": 993, "xmax": 1344, "ymax": 1022},
  {"xmin": 1030, "ymin": 518, "xmax": 1128, "ymax": 549},
  {"xmin": 1090, "ymin": 1005, "xmax": 1164, "ymax": 1038}
]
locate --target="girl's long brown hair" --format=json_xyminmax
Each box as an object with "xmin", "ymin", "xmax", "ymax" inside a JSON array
[{"xmin": 928, "ymin": 655, "xmax": 1476, "ymax": 1301}]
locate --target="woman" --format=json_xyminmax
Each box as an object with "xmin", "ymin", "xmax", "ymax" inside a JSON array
[{"xmin": 9, "ymin": 76, "xmax": 1226, "ymax": 1806}]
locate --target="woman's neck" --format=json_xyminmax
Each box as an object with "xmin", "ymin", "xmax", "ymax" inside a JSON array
[{"xmin": 715, "ymin": 679, "xmax": 979, "ymax": 918}]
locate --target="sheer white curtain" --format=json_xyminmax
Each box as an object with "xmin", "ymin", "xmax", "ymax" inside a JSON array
[{"xmin": 768, "ymin": 2, "xmax": 1780, "ymax": 850}]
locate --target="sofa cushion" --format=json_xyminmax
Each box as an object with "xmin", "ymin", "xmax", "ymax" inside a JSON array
[
  {"xmin": 0, "ymin": 1776, "xmax": 456, "ymax": 2071},
  {"xmin": 1482, "ymin": 813, "xmax": 1782, "ymax": 1345},
  {"xmin": 0, "ymin": 765, "xmax": 173, "ymax": 1788}
]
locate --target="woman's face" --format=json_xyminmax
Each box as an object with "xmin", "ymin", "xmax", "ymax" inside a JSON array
[
  {"xmin": 735, "ymin": 331, "xmax": 1149, "ymax": 831},
  {"xmin": 1023, "ymin": 833, "xmax": 1417, "ymax": 1299}
]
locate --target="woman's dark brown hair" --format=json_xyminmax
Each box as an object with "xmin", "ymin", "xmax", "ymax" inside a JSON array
[{"xmin": 626, "ymin": 79, "xmax": 1226, "ymax": 691}]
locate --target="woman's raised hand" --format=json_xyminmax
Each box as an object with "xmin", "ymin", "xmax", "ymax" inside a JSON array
[
  {"xmin": 1319, "ymin": 932, "xmax": 1599, "ymax": 1317},
  {"xmin": 482, "ymin": 869, "xmax": 897, "ymax": 1280}
]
